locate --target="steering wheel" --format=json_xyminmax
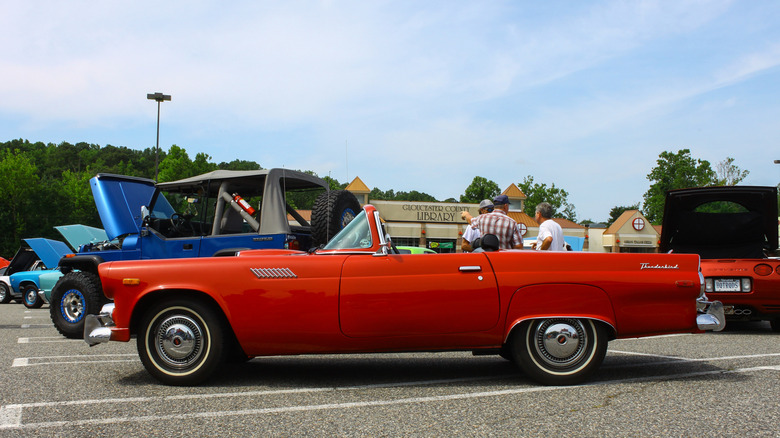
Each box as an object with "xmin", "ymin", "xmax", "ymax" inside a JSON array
[{"xmin": 169, "ymin": 213, "xmax": 192, "ymax": 236}]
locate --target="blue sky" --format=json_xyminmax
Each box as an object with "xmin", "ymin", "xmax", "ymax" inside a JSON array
[{"xmin": 2, "ymin": 0, "xmax": 780, "ymax": 221}]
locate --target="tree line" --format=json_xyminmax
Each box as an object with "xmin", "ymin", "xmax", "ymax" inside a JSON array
[{"xmin": 0, "ymin": 139, "xmax": 757, "ymax": 259}]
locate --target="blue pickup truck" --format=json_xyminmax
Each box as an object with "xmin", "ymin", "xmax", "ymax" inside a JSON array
[{"xmin": 49, "ymin": 169, "xmax": 359, "ymax": 338}]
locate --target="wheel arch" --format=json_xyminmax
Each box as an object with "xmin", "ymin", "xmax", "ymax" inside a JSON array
[
  {"xmin": 129, "ymin": 289, "xmax": 246, "ymax": 357},
  {"xmin": 58, "ymin": 255, "xmax": 105, "ymax": 275},
  {"xmin": 502, "ymin": 283, "xmax": 618, "ymax": 345}
]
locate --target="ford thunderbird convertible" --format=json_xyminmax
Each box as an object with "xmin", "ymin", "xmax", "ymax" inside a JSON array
[{"xmin": 86, "ymin": 204, "xmax": 725, "ymax": 386}]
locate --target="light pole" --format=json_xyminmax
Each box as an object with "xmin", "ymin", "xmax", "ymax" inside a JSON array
[{"xmin": 147, "ymin": 92, "xmax": 171, "ymax": 181}]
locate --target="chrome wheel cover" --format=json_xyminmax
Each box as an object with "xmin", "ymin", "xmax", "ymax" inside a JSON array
[
  {"xmin": 532, "ymin": 319, "xmax": 588, "ymax": 369},
  {"xmin": 61, "ymin": 290, "xmax": 85, "ymax": 323},
  {"xmin": 25, "ymin": 288, "xmax": 37, "ymax": 304},
  {"xmin": 154, "ymin": 315, "xmax": 204, "ymax": 369}
]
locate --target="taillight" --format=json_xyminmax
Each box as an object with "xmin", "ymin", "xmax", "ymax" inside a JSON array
[
  {"xmin": 754, "ymin": 264, "xmax": 773, "ymax": 276},
  {"xmin": 288, "ymin": 240, "xmax": 300, "ymax": 250}
]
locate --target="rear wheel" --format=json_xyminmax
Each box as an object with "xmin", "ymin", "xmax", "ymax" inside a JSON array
[
  {"xmin": 311, "ymin": 190, "xmax": 361, "ymax": 246},
  {"xmin": 0, "ymin": 282, "xmax": 10, "ymax": 304},
  {"xmin": 22, "ymin": 284, "xmax": 43, "ymax": 308},
  {"xmin": 137, "ymin": 299, "xmax": 227, "ymax": 386},
  {"xmin": 50, "ymin": 272, "xmax": 104, "ymax": 338},
  {"xmin": 511, "ymin": 318, "xmax": 607, "ymax": 385}
]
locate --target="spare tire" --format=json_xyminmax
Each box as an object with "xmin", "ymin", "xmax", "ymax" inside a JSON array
[{"xmin": 311, "ymin": 190, "xmax": 361, "ymax": 246}]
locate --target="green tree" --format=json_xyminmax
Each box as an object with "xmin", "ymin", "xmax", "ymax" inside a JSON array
[
  {"xmin": 157, "ymin": 145, "xmax": 201, "ymax": 182},
  {"xmin": 460, "ymin": 176, "xmax": 500, "ymax": 203},
  {"xmin": 517, "ymin": 175, "xmax": 577, "ymax": 222},
  {"xmin": 643, "ymin": 149, "xmax": 716, "ymax": 223},
  {"xmin": 218, "ymin": 159, "xmax": 262, "ymax": 171},
  {"xmin": 714, "ymin": 157, "xmax": 749, "ymax": 186},
  {"xmin": 0, "ymin": 150, "xmax": 40, "ymax": 256},
  {"xmin": 395, "ymin": 190, "xmax": 437, "ymax": 202},
  {"xmin": 607, "ymin": 203, "xmax": 640, "ymax": 225}
]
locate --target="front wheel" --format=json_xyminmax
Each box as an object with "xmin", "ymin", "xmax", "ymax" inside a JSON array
[
  {"xmin": 137, "ymin": 299, "xmax": 227, "ymax": 386},
  {"xmin": 22, "ymin": 284, "xmax": 44, "ymax": 308},
  {"xmin": 50, "ymin": 272, "xmax": 104, "ymax": 338},
  {"xmin": 510, "ymin": 318, "xmax": 608, "ymax": 386}
]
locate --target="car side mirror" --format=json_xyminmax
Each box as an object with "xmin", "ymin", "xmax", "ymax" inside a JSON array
[{"xmin": 141, "ymin": 206, "xmax": 150, "ymax": 226}]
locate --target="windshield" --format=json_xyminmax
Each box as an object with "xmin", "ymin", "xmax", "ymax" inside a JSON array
[
  {"xmin": 323, "ymin": 210, "xmax": 373, "ymax": 250},
  {"xmin": 149, "ymin": 191, "xmax": 178, "ymax": 220}
]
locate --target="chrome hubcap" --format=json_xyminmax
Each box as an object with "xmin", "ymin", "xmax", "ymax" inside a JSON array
[
  {"xmin": 62, "ymin": 291, "xmax": 85, "ymax": 322},
  {"xmin": 534, "ymin": 319, "xmax": 588, "ymax": 368},
  {"xmin": 155, "ymin": 315, "xmax": 203, "ymax": 369}
]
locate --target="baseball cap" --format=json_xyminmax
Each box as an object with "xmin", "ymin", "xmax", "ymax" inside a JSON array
[
  {"xmin": 479, "ymin": 199, "xmax": 493, "ymax": 209},
  {"xmin": 493, "ymin": 194, "xmax": 509, "ymax": 205}
]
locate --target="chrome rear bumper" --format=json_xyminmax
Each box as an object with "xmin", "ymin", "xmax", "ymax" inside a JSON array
[
  {"xmin": 696, "ymin": 297, "xmax": 726, "ymax": 331},
  {"xmin": 84, "ymin": 303, "xmax": 116, "ymax": 346}
]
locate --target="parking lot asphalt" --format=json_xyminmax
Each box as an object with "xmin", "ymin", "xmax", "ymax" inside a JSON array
[{"xmin": 1, "ymin": 303, "xmax": 779, "ymax": 437}]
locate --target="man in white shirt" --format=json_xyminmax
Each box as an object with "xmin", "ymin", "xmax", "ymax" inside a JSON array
[{"xmin": 532, "ymin": 202, "xmax": 566, "ymax": 251}]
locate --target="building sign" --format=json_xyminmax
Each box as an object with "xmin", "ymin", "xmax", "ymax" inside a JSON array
[
  {"xmin": 371, "ymin": 200, "xmax": 476, "ymax": 224},
  {"xmin": 632, "ymin": 218, "xmax": 645, "ymax": 231},
  {"xmin": 430, "ymin": 242, "xmax": 454, "ymax": 249},
  {"xmin": 518, "ymin": 223, "xmax": 527, "ymax": 236}
]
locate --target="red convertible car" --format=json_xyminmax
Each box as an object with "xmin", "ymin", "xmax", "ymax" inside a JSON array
[{"xmin": 86, "ymin": 204, "xmax": 725, "ymax": 386}]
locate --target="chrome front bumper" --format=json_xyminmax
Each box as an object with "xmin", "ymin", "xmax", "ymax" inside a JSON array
[
  {"xmin": 36, "ymin": 290, "xmax": 49, "ymax": 304},
  {"xmin": 84, "ymin": 303, "xmax": 116, "ymax": 346},
  {"xmin": 696, "ymin": 297, "xmax": 726, "ymax": 331}
]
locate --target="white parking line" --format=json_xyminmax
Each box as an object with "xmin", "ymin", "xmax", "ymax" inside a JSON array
[
  {"xmin": 18, "ymin": 337, "xmax": 83, "ymax": 344},
  {"xmin": 11, "ymin": 354, "xmax": 138, "ymax": 367},
  {"xmin": 2, "ymin": 364, "xmax": 779, "ymax": 430}
]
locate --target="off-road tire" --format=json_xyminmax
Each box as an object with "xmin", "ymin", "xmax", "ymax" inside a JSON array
[
  {"xmin": 311, "ymin": 190, "xmax": 361, "ymax": 246},
  {"xmin": 50, "ymin": 271, "xmax": 105, "ymax": 339}
]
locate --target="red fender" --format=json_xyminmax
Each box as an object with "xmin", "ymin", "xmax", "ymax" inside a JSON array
[{"xmin": 503, "ymin": 284, "xmax": 617, "ymax": 341}]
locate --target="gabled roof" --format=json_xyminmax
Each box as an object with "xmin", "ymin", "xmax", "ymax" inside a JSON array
[
  {"xmin": 508, "ymin": 211, "xmax": 537, "ymax": 228},
  {"xmin": 603, "ymin": 210, "xmax": 656, "ymax": 236},
  {"xmin": 502, "ymin": 183, "xmax": 526, "ymax": 200},
  {"xmin": 551, "ymin": 218, "xmax": 585, "ymax": 229},
  {"xmin": 345, "ymin": 176, "xmax": 370, "ymax": 193}
]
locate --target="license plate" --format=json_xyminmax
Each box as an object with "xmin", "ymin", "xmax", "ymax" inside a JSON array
[{"xmin": 714, "ymin": 279, "xmax": 741, "ymax": 292}]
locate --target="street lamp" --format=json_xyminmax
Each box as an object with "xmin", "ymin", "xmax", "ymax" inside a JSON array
[{"xmin": 147, "ymin": 92, "xmax": 172, "ymax": 181}]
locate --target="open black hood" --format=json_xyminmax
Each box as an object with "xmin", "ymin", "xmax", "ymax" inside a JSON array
[{"xmin": 659, "ymin": 186, "xmax": 778, "ymax": 259}]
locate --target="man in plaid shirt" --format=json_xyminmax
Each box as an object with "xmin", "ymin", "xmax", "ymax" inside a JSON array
[{"xmin": 472, "ymin": 194, "xmax": 523, "ymax": 250}]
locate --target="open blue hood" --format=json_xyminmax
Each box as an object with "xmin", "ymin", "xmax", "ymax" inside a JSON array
[
  {"xmin": 23, "ymin": 238, "xmax": 72, "ymax": 269},
  {"xmin": 90, "ymin": 174, "xmax": 157, "ymax": 240}
]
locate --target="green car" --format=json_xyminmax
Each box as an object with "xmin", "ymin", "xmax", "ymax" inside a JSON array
[{"xmin": 396, "ymin": 246, "xmax": 437, "ymax": 254}]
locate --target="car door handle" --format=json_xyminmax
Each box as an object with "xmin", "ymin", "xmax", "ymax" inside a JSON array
[{"xmin": 459, "ymin": 266, "xmax": 482, "ymax": 272}]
